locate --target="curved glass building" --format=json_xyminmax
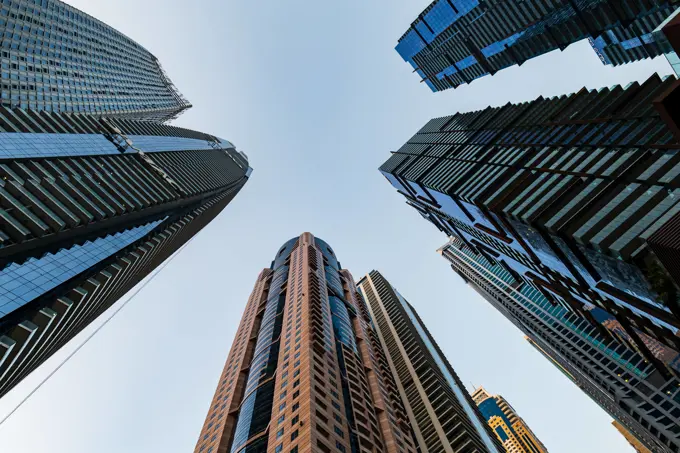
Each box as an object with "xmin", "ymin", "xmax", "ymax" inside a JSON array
[
  {"xmin": 0, "ymin": 0, "xmax": 191, "ymax": 121},
  {"xmin": 195, "ymin": 234, "xmax": 504, "ymax": 453},
  {"xmin": 0, "ymin": 0, "xmax": 251, "ymax": 398},
  {"xmin": 0, "ymin": 110, "xmax": 251, "ymax": 398}
]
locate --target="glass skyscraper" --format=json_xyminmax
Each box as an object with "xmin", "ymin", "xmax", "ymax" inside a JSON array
[
  {"xmin": 439, "ymin": 237, "xmax": 680, "ymax": 452},
  {"xmin": 397, "ymin": 0, "xmax": 680, "ymax": 92},
  {"xmin": 194, "ymin": 234, "xmax": 502, "ymax": 453},
  {"xmin": 0, "ymin": 0, "xmax": 191, "ymax": 121},
  {"xmin": 0, "ymin": 0, "xmax": 251, "ymax": 398},
  {"xmin": 380, "ymin": 73, "xmax": 680, "ymax": 365},
  {"xmin": 380, "ymin": 75, "xmax": 680, "ymax": 451}
]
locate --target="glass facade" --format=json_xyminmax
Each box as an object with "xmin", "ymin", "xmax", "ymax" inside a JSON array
[
  {"xmin": 0, "ymin": 112, "xmax": 250, "ymax": 399},
  {"xmin": 380, "ymin": 74, "xmax": 680, "ymax": 362},
  {"xmin": 441, "ymin": 238, "xmax": 680, "ymax": 452},
  {"xmin": 0, "ymin": 0, "xmax": 190, "ymax": 121},
  {"xmin": 0, "ymin": 217, "xmax": 164, "ymax": 316},
  {"xmin": 397, "ymin": 0, "xmax": 680, "ymax": 92}
]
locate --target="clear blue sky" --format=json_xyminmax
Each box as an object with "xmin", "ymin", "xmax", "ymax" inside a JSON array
[{"xmin": 0, "ymin": 1, "xmax": 673, "ymax": 452}]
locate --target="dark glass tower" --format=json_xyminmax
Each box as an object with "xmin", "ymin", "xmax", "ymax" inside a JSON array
[
  {"xmin": 439, "ymin": 237, "xmax": 680, "ymax": 452},
  {"xmin": 397, "ymin": 0, "xmax": 680, "ymax": 92},
  {"xmin": 0, "ymin": 0, "xmax": 191, "ymax": 121},
  {"xmin": 0, "ymin": 0, "xmax": 251, "ymax": 398},
  {"xmin": 0, "ymin": 111, "xmax": 251, "ymax": 398},
  {"xmin": 194, "ymin": 235, "xmax": 501, "ymax": 453},
  {"xmin": 380, "ymin": 73, "xmax": 680, "ymax": 362}
]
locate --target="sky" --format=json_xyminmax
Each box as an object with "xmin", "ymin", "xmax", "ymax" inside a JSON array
[{"xmin": 0, "ymin": 1, "xmax": 675, "ymax": 452}]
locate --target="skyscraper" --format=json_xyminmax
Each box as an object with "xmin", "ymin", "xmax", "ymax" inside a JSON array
[
  {"xmin": 0, "ymin": 0, "xmax": 191, "ymax": 121},
  {"xmin": 471, "ymin": 387, "xmax": 548, "ymax": 453},
  {"xmin": 438, "ymin": 237, "xmax": 680, "ymax": 452},
  {"xmin": 0, "ymin": 0, "xmax": 252, "ymax": 398},
  {"xmin": 397, "ymin": 0, "xmax": 680, "ymax": 92},
  {"xmin": 194, "ymin": 234, "xmax": 500, "ymax": 453},
  {"xmin": 357, "ymin": 270, "xmax": 504, "ymax": 453},
  {"xmin": 379, "ymin": 73, "xmax": 680, "ymax": 366},
  {"xmin": 654, "ymin": 6, "xmax": 680, "ymax": 76},
  {"xmin": 0, "ymin": 111, "xmax": 251, "ymax": 398}
]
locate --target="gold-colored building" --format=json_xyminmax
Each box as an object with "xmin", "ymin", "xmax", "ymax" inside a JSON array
[
  {"xmin": 613, "ymin": 421, "xmax": 652, "ymax": 453},
  {"xmin": 472, "ymin": 387, "xmax": 549, "ymax": 453}
]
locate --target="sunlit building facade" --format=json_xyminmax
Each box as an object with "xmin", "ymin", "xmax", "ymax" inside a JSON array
[
  {"xmin": 471, "ymin": 387, "xmax": 548, "ymax": 453},
  {"xmin": 194, "ymin": 235, "xmax": 502, "ymax": 453},
  {"xmin": 397, "ymin": 0, "xmax": 680, "ymax": 92},
  {"xmin": 0, "ymin": 0, "xmax": 191, "ymax": 121},
  {"xmin": 614, "ymin": 420, "xmax": 654, "ymax": 453}
]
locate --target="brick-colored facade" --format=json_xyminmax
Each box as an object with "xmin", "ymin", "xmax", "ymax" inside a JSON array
[{"xmin": 194, "ymin": 234, "xmax": 418, "ymax": 453}]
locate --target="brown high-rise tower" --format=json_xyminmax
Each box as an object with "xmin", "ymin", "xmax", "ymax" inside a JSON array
[{"xmin": 194, "ymin": 233, "xmax": 501, "ymax": 453}]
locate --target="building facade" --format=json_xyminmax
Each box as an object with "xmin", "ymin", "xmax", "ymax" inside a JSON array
[
  {"xmin": 0, "ymin": 0, "xmax": 249, "ymax": 398},
  {"xmin": 438, "ymin": 237, "xmax": 680, "ymax": 452},
  {"xmin": 614, "ymin": 420, "xmax": 654, "ymax": 453},
  {"xmin": 380, "ymin": 73, "xmax": 680, "ymax": 370},
  {"xmin": 0, "ymin": 110, "xmax": 251, "ymax": 398},
  {"xmin": 471, "ymin": 387, "xmax": 548, "ymax": 453},
  {"xmin": 194, "ymin": 235, "xmax": 501, "ymax": 453},
  {"xmin": 0, "ymin": 0, "xmax": 191, "ymax": 121},
  {"xmin": 357, "ymin": 270, "xmax": 504, "ymax": 453},
  {"xmin": 396, "ymin": 0, "xmax": 680, "ymax": 92}
]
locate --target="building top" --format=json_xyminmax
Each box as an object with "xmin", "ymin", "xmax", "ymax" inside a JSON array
[{"xmin": 0, "ymin": 0, "xmax": 191, "ymax": 121}]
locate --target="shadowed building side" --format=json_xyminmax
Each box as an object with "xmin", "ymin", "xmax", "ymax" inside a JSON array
[
  {"xmin": 358, "ymin": 270, "xmax": 505, "ymax": 453},
  {"xmin": 0, "ymin": 109, "xmax": 251, "ymax": 398}
]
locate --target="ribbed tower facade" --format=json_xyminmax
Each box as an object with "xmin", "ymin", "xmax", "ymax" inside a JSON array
[
  {"xmin": 380, "ymin": 73, "xmax": 680, "ymax": 369},
  {"xmin": 357, "ymin": 270, "xmax": 504, "ymax": 453},
  {"xmin": 396, "ymin": 0, "xmax": 679, "ymax": 92},
  {"xmin": 0, "ymin": 111, "xmax": 251, "ymax": 398},
  {"xmin": 0, "ymin": 0, "xmax": 191, "ymax": 121},
  {"xmin": 438, "ymin": 237, "xmax": 680, "ymax": 453},
  {"xmin": 0, "ymin": 0, "xmax": 251, "ymax": 398},
  {"xmin": 194, "ymin": 235, "xmax": 502, "ymax": 453},
  {"xmin": 471, "ymin": 387, "xmax": 548, "ymax": 453}
]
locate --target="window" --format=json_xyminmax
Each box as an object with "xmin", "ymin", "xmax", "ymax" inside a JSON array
[
  {"xmin": 291, "ymin": 430, "xmax": 299, "ymax": 441},
  {"xmin": 291, "ymin": 415, "xmax": 299, "ymax": 425},
  {"xmin": 277, "ymin": 428, "xmax": 284, "ymax": 438},
  {"xmin": 278, "ymin": 415, "xmax": 285, "ymax": 424},
  {"xmin": 279, "ymin": 402, "xmax": 287, "ymax": 411},
  {"xmin": 292, "ymin": 403, "xmax": 300, "ymax": 412},
  {"xmin": 290, "ymin": 447, "xmax": 298, "ymax": 453},
  {"xmin": 334, "ymin": 426, "xmax": 344, "ymax": 437},
  {"xmin": 293, "ymin": 390, "xmax": 299, "ymax": 399},
  {"xmin": 336, "ymin": 441, "xmax": 346, "ymax": 453},
  {"xmin": 275, "ymin": 444, "xmax": 283, "ymax": 453}
]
